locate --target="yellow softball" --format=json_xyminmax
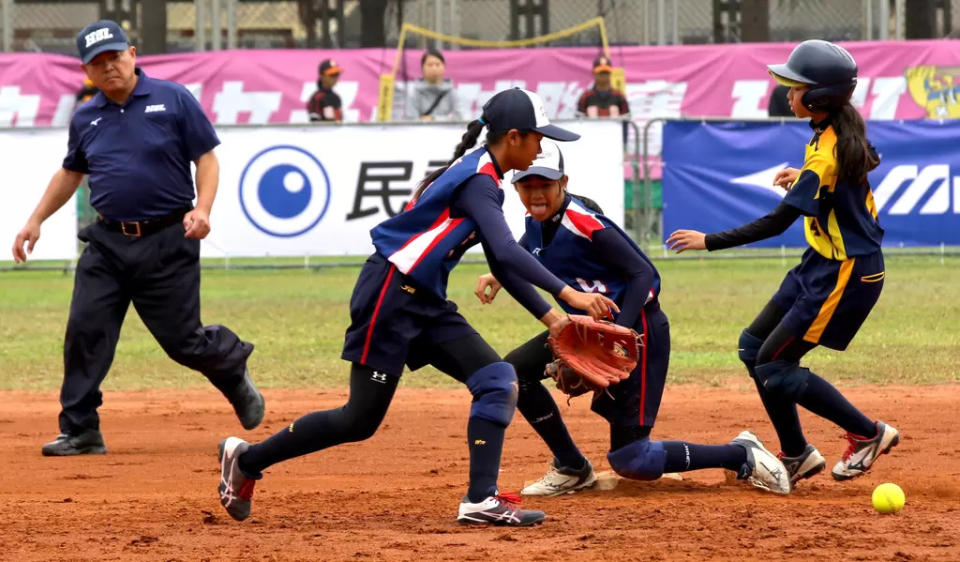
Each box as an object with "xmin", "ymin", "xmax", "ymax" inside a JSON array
[{"xmin": 872, "ymin": 482, "xmax": 905, "ymax": 514}]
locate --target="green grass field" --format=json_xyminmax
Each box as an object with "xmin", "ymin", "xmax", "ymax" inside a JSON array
[{"xmin": 0, "ymin": 255, "xmax": 956, "ymax": 391}]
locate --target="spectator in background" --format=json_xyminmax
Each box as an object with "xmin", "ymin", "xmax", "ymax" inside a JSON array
[
  {"xmin": 768, "ymin": 84, "xmax": 792, "ymax": 117},
  {"xmin": 307, "ymin": 59, "xmax": 343, "ymax": 122},
  {"xmin": 406, "ymin": 49, "xmax": 460, "ymax": 121},
  {"xmin": 76, "ymin": 77, "xmax": 99, "ymax": 105},
  {"xmin": 578, "ymin": 55, "xmax": 629, "ymax": 118}
]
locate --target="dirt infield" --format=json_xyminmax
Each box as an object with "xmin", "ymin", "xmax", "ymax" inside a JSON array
[{"xmin": 2, "ymin": 383, "xmax": 958, "ymax": 561}]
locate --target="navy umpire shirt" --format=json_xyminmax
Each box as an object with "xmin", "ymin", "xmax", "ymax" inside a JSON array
[{"xmin": 63, "ymin": 68, "xmax": 220, "ymax": 221}]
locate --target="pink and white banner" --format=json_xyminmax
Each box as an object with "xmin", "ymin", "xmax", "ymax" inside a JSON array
[{"xmin": 1, "ymin": 40, "xmax": 958, "ymax": 129}]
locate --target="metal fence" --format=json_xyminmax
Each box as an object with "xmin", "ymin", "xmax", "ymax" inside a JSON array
[{"xmin": 2, "ymin": 0, "xmax": 959, "ymax": 54}]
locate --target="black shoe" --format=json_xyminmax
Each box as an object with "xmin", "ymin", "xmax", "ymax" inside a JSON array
[
  {"xmin": 226, "ymin": 367, "xmax": 265, "ymax": 430},
  {"xmin": 41, "ymin": 429, "xmax": 107, "ymax": 456}
]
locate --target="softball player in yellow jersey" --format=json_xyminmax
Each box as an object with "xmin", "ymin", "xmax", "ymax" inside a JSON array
[{"xmin": 668, "ymin": 40, "xmax": 899, "ymax": 486}]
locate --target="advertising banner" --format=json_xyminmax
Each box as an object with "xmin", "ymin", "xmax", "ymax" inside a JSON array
[
  {"xmin": 0, "ymin": 128, "xmax": 77, "ymax": 260},
  {"xmin": 204, "ymin": 119, "xmax": 624, "ymax": 257},
  {"xmin": 662, "ymin": 120, "xmax": 960, "ymax": 247},
  {"xmin": 1, "ymin": 40, "xmax": 958, "ymax": 129},
  {"xmin": 0, "ymin": 120, "xmax": 623, "ymax": 258}
]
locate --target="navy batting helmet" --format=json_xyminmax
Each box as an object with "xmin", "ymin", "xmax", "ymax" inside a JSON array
[{"xmin": 768, "ymin": 40, "xmax": 857, "ymax": 111}]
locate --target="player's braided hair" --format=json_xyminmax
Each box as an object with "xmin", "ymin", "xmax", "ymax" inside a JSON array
[
  {"xmin": 413, "ymin": 119, "xmax": 530, "ymax": 201},
  {"xmin": 832, "ymin": 104, "xmax": 880, "ymax": 187}
]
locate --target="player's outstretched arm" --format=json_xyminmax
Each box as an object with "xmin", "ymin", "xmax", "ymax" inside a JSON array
[
  {"xmin": 12, "ymin": 167, "xmax": 84, "ymax": 262},
  {"xmin": 666, "ymin": 229, "xmax": 707, "ymax": 253}
]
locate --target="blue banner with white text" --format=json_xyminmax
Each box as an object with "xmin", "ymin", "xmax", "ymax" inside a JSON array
[{"xmin": 662, "ymin": 120, "xmax": 960, "ymax": 247}]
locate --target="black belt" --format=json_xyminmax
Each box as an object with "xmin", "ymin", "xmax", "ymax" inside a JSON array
[{"xmin": 98, "ymin": 207, "xmax": 191, "ymax": 238}]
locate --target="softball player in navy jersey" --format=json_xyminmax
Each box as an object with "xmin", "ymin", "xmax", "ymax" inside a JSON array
[
  {"xmin": 476, "ymin": 141, "xmax": 791, "ymax": 496},
  {"xmin": 668, "ymin": 40, "xmax": 899, "ymax": 484},
  {"xmin": 218, "ymin": 88, "xmax": 619, "ymax": 526}
]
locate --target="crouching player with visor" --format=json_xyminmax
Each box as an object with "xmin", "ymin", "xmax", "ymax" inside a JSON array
[{"xmin": 475, "ymin": 141, "xmax": 792, "ymax": 497}]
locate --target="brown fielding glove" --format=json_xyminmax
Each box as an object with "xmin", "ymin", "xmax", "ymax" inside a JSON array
[{"xmin": 546, "ymin": 315, "xmax": 641, "ymax": 397}]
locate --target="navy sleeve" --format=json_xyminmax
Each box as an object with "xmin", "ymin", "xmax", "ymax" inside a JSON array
[
  {"xmin": 62, "ymin": 118, "xmax": 89, "ymax": 173},
  {"xmin": 517, "ymin": 232, "xmax": 529, "ymax": 250},
  {"xmin": 452, "ymin": 175, "xmax": 566, "ymax": 314},
  {"xmin": 175, "ymin": 86, "xmax": 220, "ymax": 160},
  {"xmin": 591, "ymin": 228, "xmax": 654, "ymax": 329},
  {"xmin": 782, "ymin": 169, "xmax": 821, "ymax": 216}
]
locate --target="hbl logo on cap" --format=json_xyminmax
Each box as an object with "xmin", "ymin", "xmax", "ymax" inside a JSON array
[
  {"xmin": 84, "ymin": 27, "xmax": 114, "ymax": 47},
  {"xmin": 76, "ymin": 20, "xmax": 130, "ymax": 64}
]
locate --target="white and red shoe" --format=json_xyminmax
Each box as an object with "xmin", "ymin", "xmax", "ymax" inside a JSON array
[
  {"xmin": 457, "ymin": 492, "xmax": 546, "ymax": 526},
  {"xmin": 218, "ymin": 437, "xmax": 257, "ymax": 521},
  {"xmin": 831, "ymin": 421, "xmax": 900, "ymax": 481}
]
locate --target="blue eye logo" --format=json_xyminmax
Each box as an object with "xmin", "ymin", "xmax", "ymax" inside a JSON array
[{"xmin": 239, "ymin": 145, "xmax": 331, "ymax": 237}]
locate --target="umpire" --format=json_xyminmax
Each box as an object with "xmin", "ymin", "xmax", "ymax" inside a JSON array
[{"xmin": 11, "ymin": 20, "xmax": 264, "ymax": 456}]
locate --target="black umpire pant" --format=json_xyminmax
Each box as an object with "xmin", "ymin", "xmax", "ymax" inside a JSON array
[{"xmin": 59, "ymin": 218, "xmax": 253, "ymax": 434}]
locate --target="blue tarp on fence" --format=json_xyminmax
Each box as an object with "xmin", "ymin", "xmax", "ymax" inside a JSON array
[{"xmin": 662, "ymin": 120, "xmax": 960, "ymax": 247}]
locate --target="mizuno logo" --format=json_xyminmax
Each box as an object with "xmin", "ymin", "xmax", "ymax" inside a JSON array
[
  {"xmin": 873, "ymin": 164, "xmax": 958, "ymax": 215},
  {"xmin": 144, "ymin": 104, "xmax": 166, "ymax": 113},
  {"xmin": 734, "ymin": 162, "xmax": 960, "ymax": 215},
  {"xmin": 84, "ymin": 28, "xmax": 114, "ymax": 47},
  {"xmin": 90, "ymin": 117, "xmax": 102, "ymax": 127}
]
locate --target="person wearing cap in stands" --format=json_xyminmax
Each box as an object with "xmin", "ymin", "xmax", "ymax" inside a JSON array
[
  {"xmin": 217, "ymin": 88, "xmax": 619, "ymax": 527},
  {"xmin": 307, "ymin": 58, "xmax": 343, "ymax": 122},
  {"xmin": 577, "ymin": 55, "xmax": 629, "ymax": 118},
  {"xmin": 11, "ymin": 19, "xmax": 263, "ymax": 458}
]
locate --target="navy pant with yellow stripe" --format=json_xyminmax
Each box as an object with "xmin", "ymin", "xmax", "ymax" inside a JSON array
[
  {"xmin": 772, "ymin": 248, "xmax": 884, "ymax": 351},
  {"xmin": 743, "ymin": 248, "xmax": 884, "ymax": 456}
]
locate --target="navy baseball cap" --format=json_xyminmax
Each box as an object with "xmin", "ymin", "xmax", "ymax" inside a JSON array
[
  {"xmin": 482, "ymin": 88, "xmax": 580, "ymax": 142},
  {"xmin": 512, "ymin": 140, "xmax": 565, "ymax": 183},
  {"xmin": 77, "ymin": 20, "xmax": 129, "ymax": 64}
]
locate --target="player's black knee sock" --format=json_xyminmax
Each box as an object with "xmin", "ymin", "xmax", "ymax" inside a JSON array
[
  {"xmin": 662, "ymin": 441, "xmax": 746, "ymax": 473},
  {"xmin": 796, "ymin": 373, "xmax": 876, "ymax": 437},
  {"xmin": 467, "ymin": 417, "xmax": 507, "ymax": 503},
  {"xmin": 751, "ymin": 375, "xmax": 808, "ymax": 457},
  {"xmin": 239, "ymin": 365, "xmax": 397, "ymax": 476},
  {"xmin": 516, "ymin": 378, "xmax": 586, "ymax": 470}
]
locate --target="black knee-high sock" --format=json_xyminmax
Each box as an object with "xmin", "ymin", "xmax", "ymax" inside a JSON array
[
  {"xmin": 516, "ymin": 379, "xmax": 586, "ymax": 470},
  {"xmin": 750, "ymin": 371, "xmax": 808, "ymax": 457},
  {"xmin": 662, "ymin": 441, "xmax": 747, "ymax": 473},
  {"xmin": 797, "ymin": 373, "xmax": 876, "ymax": 437},
  {"xmin": 467, "ymin": 417, "xmax": 507, "ymax": 503},
  {"xmin": 239, "ymin": 366, "xmax": 398, "ymax": 476}
]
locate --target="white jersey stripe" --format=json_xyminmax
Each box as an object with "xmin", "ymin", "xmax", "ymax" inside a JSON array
[
  {"xmin": 560, "ymin": 212, "xmax": 590, "ymax": 240},
  {"xmin": 388, "ymin": 212, "xmax": 461, "ymax": 273}
]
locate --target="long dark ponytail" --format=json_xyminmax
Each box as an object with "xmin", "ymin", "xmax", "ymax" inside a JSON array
[
  {"xmin": 412, "ymin": 120, "xmax": 523, "ymax": 202},
  {"xmin": 831, "ymin": 104, "xmax": 879, "ymax": 186}
]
